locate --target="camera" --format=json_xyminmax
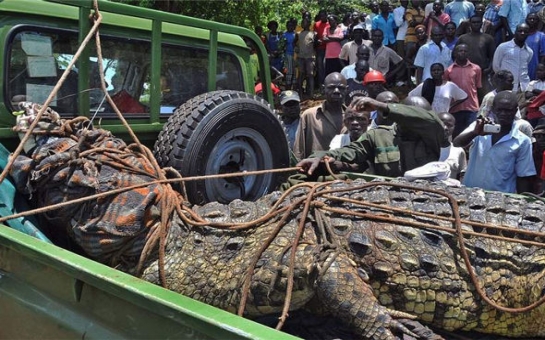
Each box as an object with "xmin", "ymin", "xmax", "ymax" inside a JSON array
[{"xmin": 483, "ymin": 123, "xmax": 500, "ymax": 134}]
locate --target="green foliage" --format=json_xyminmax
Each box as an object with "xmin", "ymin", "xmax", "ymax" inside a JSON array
[{"xmin": 111, "ymin": 0, "xmax": 369, "ymax": 31}]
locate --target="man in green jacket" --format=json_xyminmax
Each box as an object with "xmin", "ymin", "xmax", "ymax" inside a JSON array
[{"xmin": 296, "ymin": 96, "xmax": 448, "ymax": 178}]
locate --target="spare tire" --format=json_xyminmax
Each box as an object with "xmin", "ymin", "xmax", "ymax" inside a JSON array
[{"xmin": 153, "ymin": 90, "xmax": 290, "ymax": 205}]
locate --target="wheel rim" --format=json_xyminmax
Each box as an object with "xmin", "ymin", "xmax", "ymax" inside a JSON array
[{"xmin": 204, "ymin": 127, "xmax": 274, "ymax": 203}]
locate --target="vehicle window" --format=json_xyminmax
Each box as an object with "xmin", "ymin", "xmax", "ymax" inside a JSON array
[
  {"xmin": 8, "ymin": 30, "xmax": 79, "ymax": 114},
  {"xmin": 216, "ymin": 52, "xmax": 243, "ymax": 92},
  {"xmin": 88, "ymin": 37, "xmax": 151, "ymax": 115},
  {"xmin": 158, "ymin": 45, "xmax": 208, "ymax": 113},
  {"xmin": 158, "ymin": 44, "xmax": 244, "ymax": 114},
  {"xmin": 8, "ymin": 29, "xmax": 244, "ymax": 117}
]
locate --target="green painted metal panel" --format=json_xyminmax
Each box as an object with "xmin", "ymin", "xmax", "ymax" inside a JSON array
[
  {"xmin": 0, "ymin": 0, "xmax": 271, "ymax": 148},
  {"xmin": 0, "ymin": 225, "xmax": 299, "ymax": 339}
]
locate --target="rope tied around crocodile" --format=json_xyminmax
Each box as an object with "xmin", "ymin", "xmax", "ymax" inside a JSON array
[
  {"xmin": 3, "ymin": 0, "xmax": 545, "ymax": 333},
  {"xmin": 6, "ymin": 103, "xmax": 545, "ymax": 327}
]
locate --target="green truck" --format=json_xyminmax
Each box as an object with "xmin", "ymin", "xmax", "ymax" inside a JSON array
[{"xmin": 0, "ymin": 0, "xmax": 294, "ymax": 338}]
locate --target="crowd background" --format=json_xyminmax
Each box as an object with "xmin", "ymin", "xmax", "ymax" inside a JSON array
[{"xmin": 260, "ymin": 0, "xmax": 545, "ymax": 197}]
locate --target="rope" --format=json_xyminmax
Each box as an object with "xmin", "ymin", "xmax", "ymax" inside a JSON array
[
  {"xmin": 311, "ymin": 181, "xmax": 545, "ymax": 314},
  {"xmin": 0, "ymin": 0, "xmax": 103, "ymax": 186},
  {"xmin": 1, "ymin": 0, "xmax": 545, "ymax": 328}
]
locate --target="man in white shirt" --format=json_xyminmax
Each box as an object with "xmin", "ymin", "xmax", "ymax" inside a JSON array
[
  {"xmin": 492, "ymin": 23, "xmax": 533, "ymax": 92},
  {"xmin": 394, "ymin": 0, "xmax": 409, "ymax": 58},
  {"xmin": 339, "ymin": 24, "xmax": 371, "ymax": 67},
  {"xmin": 341, "ymin": 44, "xmax": 372, "ymax": 80},
  {"xmin": 414, "ymin": 26, "xmax": 452, "ymax": 84}
]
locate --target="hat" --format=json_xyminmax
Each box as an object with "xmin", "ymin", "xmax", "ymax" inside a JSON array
[
  {"xmin": 279, "ymin": 90, "xmax": 300, "ymax": 105},
  {"xmin": 363, "ymin": 70, "xmax": 386, "ymax": 84},
  {"xmin": 353, "ymin": 23, "xmax": 365, "ymax": 31}
]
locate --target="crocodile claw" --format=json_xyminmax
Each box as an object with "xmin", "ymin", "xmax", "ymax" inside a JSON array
[{"xmin": 316, "ymin": 254, "xmax": 430, "ymax": 340}]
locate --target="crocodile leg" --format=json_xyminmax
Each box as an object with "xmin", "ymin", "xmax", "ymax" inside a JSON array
[{"xmin": 316, "ymin": 254, "xmax": 420, "ymax": 340}]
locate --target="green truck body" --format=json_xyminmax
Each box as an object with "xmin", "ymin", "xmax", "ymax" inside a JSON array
[{"xmin": 0, "ymin": 1, "xmax": 295, "ymax": 338}]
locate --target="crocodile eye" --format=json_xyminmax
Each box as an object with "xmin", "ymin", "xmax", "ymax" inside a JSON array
[
  {"xmin": 193, "ymin": 234, "xmax": 204, "ymax": 245},
  {"xmin": 225, "ymin": 237, "xmax": 244, "ymax": 251},
  {"xmin": 348, "ymin": 232, "xmax": 371, "ymax": 256},
  {"xmin": 420, "ymin": 230, "xmax": 443, "ymax": 247}
]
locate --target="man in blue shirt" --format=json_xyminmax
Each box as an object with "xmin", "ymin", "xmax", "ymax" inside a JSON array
[
  {"xmin": 453, "ymin": 91, "xmax": 536, "ymax": 193},
  {"xmin": 444, "ymin": 0, "xmax": 475, "ymax": 26},
  {"xmin": 372, "ymin": 0, "xmax": 397, "ymax": 48},
  {"xmin": 499, "ymin": 0, "xmax": 529, "ymax": 40}
]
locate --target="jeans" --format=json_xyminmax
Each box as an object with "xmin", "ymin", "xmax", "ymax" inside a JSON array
[{"xmin": 316, "ymin": 49, "xmax": 326, "ymax": 88}]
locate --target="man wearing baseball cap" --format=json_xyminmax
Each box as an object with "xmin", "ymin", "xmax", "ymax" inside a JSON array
[
  {"xmin": 278, "ymin": 90, "xmax": 301, "ymax": 150},
  {"xmin": 339, "ymin": 23, "xmax": 372, "ymax": 67}
]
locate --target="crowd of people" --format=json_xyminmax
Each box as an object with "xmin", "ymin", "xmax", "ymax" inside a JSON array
[{"xmin": 264, "ymin": 0, "xmax": 545, "ymax": 195}]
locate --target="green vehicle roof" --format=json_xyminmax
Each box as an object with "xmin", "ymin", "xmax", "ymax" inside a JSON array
[{"xmin": 0, "ymin": 0, "xmax": 248, "ymax": 48}]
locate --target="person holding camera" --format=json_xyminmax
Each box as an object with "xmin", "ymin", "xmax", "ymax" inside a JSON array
[
  {"xmin": 479, "ymin": 69, "xmax": 534, "ymax": 138},
  {"xmin": 453, "ymin": 91, "xmax": 536, "ymax": 194}
]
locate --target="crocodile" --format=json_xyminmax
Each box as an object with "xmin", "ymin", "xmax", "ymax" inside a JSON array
[
  {"xmin": 137, "ymin": 179, "xmax": 545, "ymax": 339},
  {"xmin": 8, "ymin": 106, "xmax": 545, "ymax": 339}
]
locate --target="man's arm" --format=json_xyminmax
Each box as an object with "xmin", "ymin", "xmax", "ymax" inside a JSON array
[
  {"xmin": 500, "ymin": 16, "xmax": 512, "ymax": 38},
  {"xmin": 475, "ymin": 65, "xmax": 483, "ymax": 89},
  {"xmin": 497, "ymin": 0, "xmax": 511, "ymax": 36},
  {"xmin": 515, "ymin": 137, "xmax": 538, "ymax": 193},
  {"xmin": 297, "ymin": 137, "xmax": 374, "ymax": 175},
  {"xmin": 415, "ymin": 67, "xmax": 423, "ymax": 85},
  {"xmin": 407, "ymin": 10, "xmax": 418, "ymax": 27},
  {"xmin": 393, "ymin": 8, "xmax": 405, "ymax": 27},
  {"xmin": 352, "ymin": 97, "xmax": 448, "ymax": 153},
  {"xmin": 478, "ymin": 94, "xmax": 493, "ymax": 117},
  {"xmin": 386, "ymin": 60, "xmax": 405, "ymax": 83},
  {"xmin": 492, "ymin": 43, "xmax": 503, "ymax": 73},
  {"xmin": 450, "ymin": 97, "xmax": 468, "ymax": 111},
  {"xmin": 339, "ymin": 44, "xmax": 350, "ymax": 67},
  {"xmin": 483, "ymin": 36, "xmax": 496, "ymax": 75},
  {"xmin": 385, "ymin": 50, "xmax": 405, "ymax": 82},
  {"xmin": 413, "ymin": 47, "xmax": 425, "ymax": 84},
  {"xmin": 453, "ymin": 119, "xmax": 485, "ymax": 147},
  {"xmin": 372, "ymin": 16, "xmax": 378, "ymax": 30},
  {"xmin": 292, "ymin": 114, "xmax": 307, "ymax": 161}
]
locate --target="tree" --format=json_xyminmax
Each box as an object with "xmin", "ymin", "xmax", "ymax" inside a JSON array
[{"xmin": 113, "ymin": 0, "xmax": 368, "ymax": 31}]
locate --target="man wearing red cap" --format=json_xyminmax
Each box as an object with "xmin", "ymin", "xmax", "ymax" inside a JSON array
[{"xmin": 363, "ymin": 70, "xmax": 388, "ymax": 98}]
